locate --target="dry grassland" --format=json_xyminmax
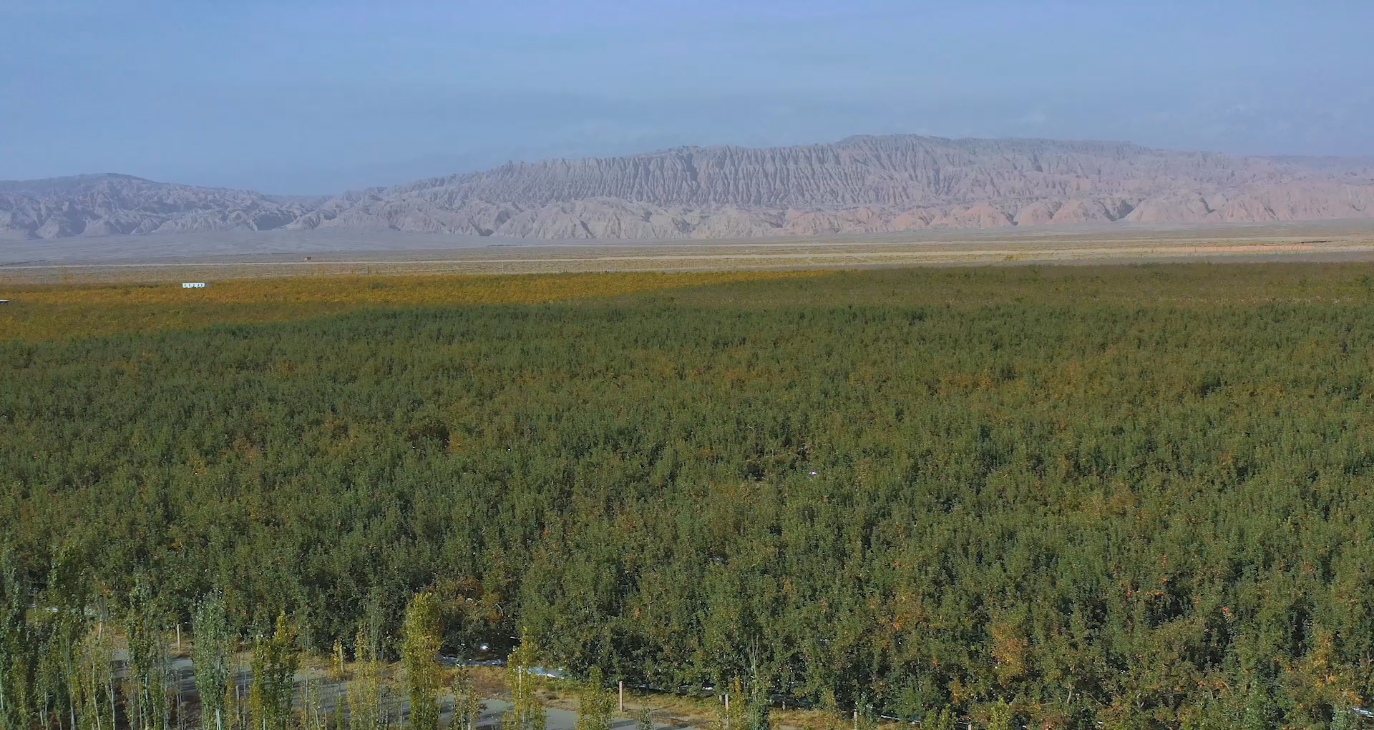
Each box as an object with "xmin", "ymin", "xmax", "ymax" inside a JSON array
[{"xmin": 4, "ymin": 221, "xmax": 1374, "ymax": 287}]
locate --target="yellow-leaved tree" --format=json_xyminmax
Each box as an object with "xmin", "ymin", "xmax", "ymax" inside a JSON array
[
  {"xmin": 401, "ymin": 593, "xmax": 443, "ymax": 730},
  {"xmin": 505, "ymin": 630, "xmax": 544, "ymax": 730}
]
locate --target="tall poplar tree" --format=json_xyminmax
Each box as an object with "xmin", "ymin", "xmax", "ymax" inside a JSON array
[
  {"xmin": 75, "ymin": 621, "xmax": 116, "ymax": 730},
  {"xmin": 504, "ymin": 631, "xmax": 543, "ymax": 730},
  {"xmin": 347, "ymin": 627, "xmax": 385, "ymax": 730},
  {"xmin": 450, "ymin": 667, "xmax": 483, "ymax": 730},
  {"xmin": 400, "ymin": 594, "xmax": 441, "ymax": 730},
  {"xmin": 574, "ymin": 667, "xmax": 613, "ymax": 730},
  {"xmin": 0, "ymin": 561, "xmax": 33, "ymax": 730},
  {"xmin": 250, "ymin": 613, "xmax": 299, "ymax": 730},
  {"xmin": 193, "ymin": 594, "xmax": 235, "ymax": 730},
  {"xmin": 745, "ymin": 658, "xmax": 771, "ymax": 730},
  {"xmin": 125, "ymin": 581, "xmax": 170, "ymax": 730}
]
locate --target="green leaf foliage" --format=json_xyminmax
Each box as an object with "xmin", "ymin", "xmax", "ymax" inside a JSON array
[
  {"xmin": 575, "ymin": 666, "xmax": 614, "ymax": 730},
  {"xmin": 2, "ymin": 265, "xmax": 1374, "ymax": 729},
  {"xmin": 250, "ymin": 613, "xmax": 299, "ymax": 730},
  {"xmin": 193, "ymin": 593, "xmax": 234, "ymax": 730},
  {"xmin": 450, "ymin": 666, "xmax": 483, "ymax": 730},
  {"xmin": 401, "ymin": 593, "xmax": 442, "ymax": 730},
  {"xmin": 506, "ymin": 630, "xmax": 544, "ymax": 730}
]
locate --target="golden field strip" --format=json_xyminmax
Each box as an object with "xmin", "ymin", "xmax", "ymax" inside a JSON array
[
  {"xmin": 0, "ymin": 270, "xmax": 821, "ymax": 340},
  {"xmin": 3, "ymin": 221, "xmax": 1373, "ymax": 341}
]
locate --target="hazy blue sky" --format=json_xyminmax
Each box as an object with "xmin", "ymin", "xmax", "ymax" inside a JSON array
[{"xmin": 2, "ymin": 0, "xmax": 1371, "ymax": 193}]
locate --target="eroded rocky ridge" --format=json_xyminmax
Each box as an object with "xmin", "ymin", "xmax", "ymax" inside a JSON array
[
  {"xmin": 6, "ymin": 137, "xmax": 1374, "ymax": 241},
  {"xmin": 0, "ymin": 174, "xmax": 313, "ymax": 241}
]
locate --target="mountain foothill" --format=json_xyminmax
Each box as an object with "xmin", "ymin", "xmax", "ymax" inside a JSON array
[{"xmin": 4, "ymin": 135, "xmax": 1373, "ymax": 242}]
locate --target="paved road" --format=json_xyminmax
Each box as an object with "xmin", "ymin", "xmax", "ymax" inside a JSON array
[
  {"xmin": 473, "ymin": 699, "xmax": 688, "ymax": 730},
  {"xmin": 131, "ymin": 651, "xmax": 700, "ymax": 730}
]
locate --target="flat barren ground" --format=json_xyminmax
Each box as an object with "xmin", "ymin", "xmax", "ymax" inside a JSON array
[{"xmin": 2, "ymin": 220, "xmax": 1373, "ymax": 285}]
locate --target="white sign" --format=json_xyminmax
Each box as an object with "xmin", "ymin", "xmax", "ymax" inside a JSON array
[{"xmin": 182, "ymin": 282, "xmax": 208, "ymax": 289}]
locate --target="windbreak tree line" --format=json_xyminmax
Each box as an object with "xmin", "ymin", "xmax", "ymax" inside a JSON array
[
  {"xmin": 3, "ymin": 265, "xmax": 1374, "ymax": 730},
  {"xmin": 0, "ymin": 586, "xmax": 448, "ymax": 730}
]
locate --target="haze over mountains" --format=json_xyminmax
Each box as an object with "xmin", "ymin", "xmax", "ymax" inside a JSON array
[{"xmin": 5, "ymin": 135, "xmax": 1374, "ymax": 243}]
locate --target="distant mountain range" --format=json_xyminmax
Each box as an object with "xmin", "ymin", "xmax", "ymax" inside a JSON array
[{"xmin": 5, "ymin": 136, "xmax": 1374, "ymax": 242}]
